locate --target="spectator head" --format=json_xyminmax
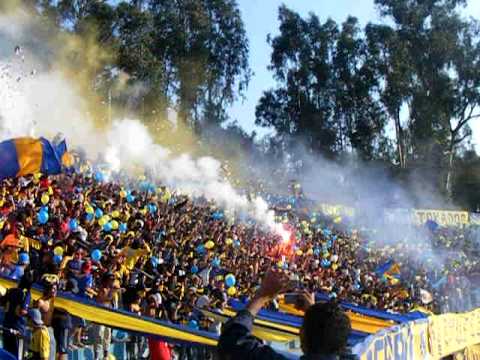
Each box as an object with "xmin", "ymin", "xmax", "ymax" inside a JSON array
[
  {"xmin": 43, "ymin": 282, "xmax": 58, "ymax": 298},
  {"xmin": 300, "ymin": 301, "xmax": 351, "ymax": 356}
]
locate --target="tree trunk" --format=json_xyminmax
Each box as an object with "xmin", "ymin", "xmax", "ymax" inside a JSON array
[
  {"xmin": 445, "ymin": 135, "xmax": 455, "ymax": 199},
  {"xmin": 394, "ymin": 110, "xmax": 406, "ymax": 168}
]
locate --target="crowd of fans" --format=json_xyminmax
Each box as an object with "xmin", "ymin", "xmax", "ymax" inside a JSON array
[{"xmin": 0, "ymin": 159, "xmax": 479, "ymax": 359}]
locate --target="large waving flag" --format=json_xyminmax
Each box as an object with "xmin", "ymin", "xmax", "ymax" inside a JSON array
[{"xmin": 0, "ymin": 137, "xmax": 67, "ymax": 180}]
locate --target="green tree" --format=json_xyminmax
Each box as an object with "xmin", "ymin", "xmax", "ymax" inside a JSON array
[
  {"xmin": 148, "ymin": 0, "xmax": 251, "ymax": 130},
  {"xmin": 256, "ymin": 6, "xmax": 387, "ymax": 160},
  {"xmin": 371, "ymin": 0, "xmax": 480, "ymax": 197}
]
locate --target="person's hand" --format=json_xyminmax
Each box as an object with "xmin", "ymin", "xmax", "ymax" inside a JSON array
[
  {"xmin": 294, "ymin": 290, "xmax": 315, "ymax": 312},
  {"xmin": 257, "ymin": 269, "xmax": 290, "ymax": 300}
]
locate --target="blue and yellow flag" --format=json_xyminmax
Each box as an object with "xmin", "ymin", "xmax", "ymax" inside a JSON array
[
  {"xmin": 0, "ymin": 137, "xmax": 67, "ymax": 180},
  {"xmin": 375, "ymin": 260, "xmax": 400, "ymax": 277}
]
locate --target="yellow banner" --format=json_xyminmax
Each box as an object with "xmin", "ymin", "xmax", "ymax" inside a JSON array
[
  {"xmin": 413, "ymin": 209, "xmax": 469, "ymax": 226},
  {"xmin": 428, "ymin": 308, "xmax": 480, "ymax": 359}
]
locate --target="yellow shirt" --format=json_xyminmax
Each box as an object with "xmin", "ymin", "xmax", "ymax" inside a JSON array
[{"xmin": 30, "ymin": 326, "xmax": 50, "ymax": 359}]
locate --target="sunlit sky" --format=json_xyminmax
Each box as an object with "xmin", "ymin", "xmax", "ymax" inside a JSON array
[{"xmin": 232, "ymin": 0, "xmax": 480, "ymax": 145}]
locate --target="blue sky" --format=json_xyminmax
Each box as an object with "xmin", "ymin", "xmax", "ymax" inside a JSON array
[{"xmin": 231, "ymin": 0, "xmax": 480, "ymax": 143}]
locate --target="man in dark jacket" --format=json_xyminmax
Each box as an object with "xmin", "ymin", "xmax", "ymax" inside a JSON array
[{"xmin": 218, "ymin": 270, "xmax": 357, "ymax": 360}]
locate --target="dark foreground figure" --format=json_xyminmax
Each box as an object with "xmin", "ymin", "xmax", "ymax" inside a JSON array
[{"xmin": 218, "ymin": 270, "xmax": 358, "ymax": 360}]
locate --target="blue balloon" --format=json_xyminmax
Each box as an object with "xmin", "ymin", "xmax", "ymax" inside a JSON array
[
  {"xmin": 37, "ymin": 210, "xmax": 49, "ymax": 224},
  {"xmin": 191, "ymin": 265, "xmax": 199, "ymax": 274},
  {"xmin": 188, "ymin": 319, "xmax": 199, "ymax": 330},
  {"xmin": 212, "ymin": 258, "xmax": 221, "ymax": 268},
  {"xmin": 69, "ymin": 219, "xmax": 78, "ymax": 231},
  {"xmin": 126, "ymin": 194, "xmax": 135, "ymax": 203},
  {"xmin": 85, "ymin": 213, "xmax": 94, "ymax": 222},
  {"xmin": 40, "ymin": 206, "xmax": 48, "ymax": 213},
  {"xmin": 91, "ymin": 249, "xmax": 102, "ymax": 262},
  {"xmin": 225, "ymin": 274, "xmax": 236, "ymax": 288},
  {"xmin": 233, "ymin": 240, "xmax": 241, "ymax": 248},
  {"xmin": 313, "ymin": 248, "xmax": 320, "ymax": 256},
  {"xmin": 148, "ymin": 204, "xmax": 157, "ymax": 214},
  {"xmin": 95, "ymin": 208, "xmax": 103, "ymax": 219},
  {"xmin": 94, "ymin": 171, "xmax": 104, "ymax": 182},
  {"xmin": 18, "ymin": 252, "xmax": 29, "ymax": 264},
  {"xmin": 53, "ymin": 254, "xmax": 63, "ymax": 265},
  {"xmin": 103, "ymin": 222, "xmax": 112, "ymax": 232},
  {"xmin": 119, "ymin": 223, "xmax": 127, "ymax": 233},
  {"xmin": 150, "ymin": 257, "xmax": 159, "ymax": 267},
  {"xmin": 212, "ymin": 211, "xmax": 224, "ymax": 220},
  {"xmin": 196, "ymin": 244, "xmax": 205, "ymax": 254}
]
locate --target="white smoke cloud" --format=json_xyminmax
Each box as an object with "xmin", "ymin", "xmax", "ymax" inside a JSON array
[{"xmin": 0, "ymin": 8, "xmax": 280, "ymax": 232}]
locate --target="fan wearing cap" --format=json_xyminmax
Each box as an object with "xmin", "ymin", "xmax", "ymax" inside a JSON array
[{"xmin": 28, "ymin": 308, "xmax": 51, "ymax": 360}]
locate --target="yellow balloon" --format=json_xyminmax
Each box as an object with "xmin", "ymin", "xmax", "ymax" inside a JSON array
[
  {"xmin": 296, "ymin": 249, "xmax": 303, "ymax": 256},
  {"xmin": 334, "ymin": 216, "xmax": 342, "ymax": 224},
  {"xmin": 98, "ymin": 217, "xmax": 108, "ymax": 227},
  {"xmin": 277, "ymin": 261, "xmax": 284, "ymax": 268},
  {"xmin": 110, "ymin": 220, "xmax": 119, "ymax": 230},
  {"xmin": 225, "ymin": 238, "xmax": 233, "ymax": 246},
  {"xmin": 112, "ymin": 210, "xmax": 120, "ymax": 219},
  {"xmin": 119, "ymin": 190, "xmax": 127, "ymax": 198},
  {"xmin": 227, "ymin": 287, "xmax": 237, "ymax": 296},
  {"xmin": 41, "ymin": 194, "xmax": 49, "ymax": 205},
  {"xmin": 54, "ymin": 246, "xmax": 64, "ymax": 256},
  {"xmin": 204, "ymin": 240, "xmax": 215, "ymax": 250},
  {"xmin": 48, "ymin": 186, "xmax": 53, "ymax": 196},
  {"xmin": 85, "ymin": 206, "xmax": 94, "ymax": 214}
]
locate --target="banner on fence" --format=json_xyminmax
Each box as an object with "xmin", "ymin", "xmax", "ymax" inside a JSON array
[
  {"xmin": 413, "ymin": 209, "xmax": 469, "ymax": 227},
  {"xmin": 353, "ymin": 319, "xmax": 429, "ymax": 360},
  {"xmin": 428, "ymin": 308, "xmax": 480, "ymax": 359}
]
